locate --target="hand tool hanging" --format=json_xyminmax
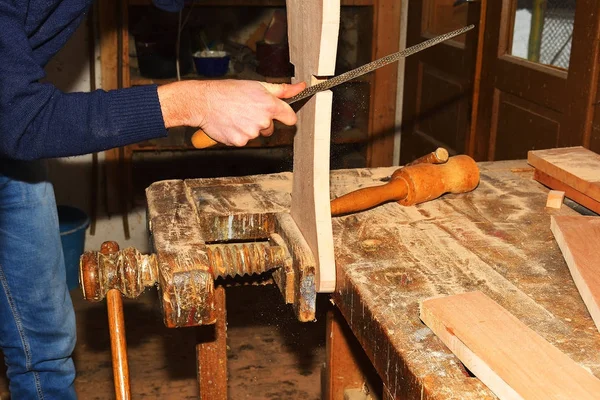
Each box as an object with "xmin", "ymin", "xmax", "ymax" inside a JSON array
[
  {"xmin": 190, "ymin": 25, "xmax": 475, "ymax": 149},
  {"xmin": 330, "ymin": 149, "xmax": 480, "ymax": 216}
]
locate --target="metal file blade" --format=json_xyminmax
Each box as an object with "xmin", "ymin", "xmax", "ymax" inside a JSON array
[{"xmin": 285, "ymin": 24, "xmax": 475, "ymax": 105}]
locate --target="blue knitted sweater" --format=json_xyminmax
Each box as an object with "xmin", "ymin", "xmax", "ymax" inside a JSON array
[{"xmin": 0, "ymin": 0, "xmax": 182, "ymax": 160}]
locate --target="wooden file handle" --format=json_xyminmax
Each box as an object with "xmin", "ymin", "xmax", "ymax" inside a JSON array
[
  {"xmin": 407, "ymin": 147, "xmax": 449, "ymax": 166},
  {"xmin": 330, "ymin": 155, "xmax": 480, "ymax": 216},
  {"xmin": 191, "ymin": 129, "xmax": 218, "ymax": 149}
]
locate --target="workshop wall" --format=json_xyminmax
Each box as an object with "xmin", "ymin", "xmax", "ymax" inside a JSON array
[
  {"xmin": 45, "ymin": 18, "xmax": 94, "ymax": 214},
  {"xmin": 44, "ymin": 16, "xmax": 151, "ymax": 253}
]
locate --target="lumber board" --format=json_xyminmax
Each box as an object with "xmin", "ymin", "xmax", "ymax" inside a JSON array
[
  {"xmin": 420, "ymin": 291, "xmax": 600, "ymax": 400},
  {"xmin": 528, "ymin": 147, "xmax": 600, "ymax": 203},
  {"xmin": 287, "ymin": 0, "xmax": 340, "ymax": 292},
  {"xmin": 551, "ymin": 215, "xmax": 600, "ymax": 332}
]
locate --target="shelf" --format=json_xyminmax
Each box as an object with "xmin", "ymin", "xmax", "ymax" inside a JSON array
[
  {"xmin": 128, "ymin": 124, "xmax": 366, "ymax": 152},
  {"xmin": 129, "ymin": 67, "xmax": 374, "ymax": 87},
  {"xmin": 128, "ymin": 0, "xmax": 374, "ymax": 6},
  {"xmin": 129, "ymin": 68, "xmax": 291, "ymax": 86}
]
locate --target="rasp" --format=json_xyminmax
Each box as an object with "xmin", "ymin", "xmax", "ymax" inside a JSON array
[
  {"xmin": 191, "ymin": 24, "xmax": 474, "ymax": 148},
  {"xmin": 285, "ymin": 24, "xmax": 474, "ymax": 105}
]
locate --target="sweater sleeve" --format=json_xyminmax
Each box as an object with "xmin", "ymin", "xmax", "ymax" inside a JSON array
[{"xmin": 0, "ymin": 3, "xmax": 168, "ymax": 161}]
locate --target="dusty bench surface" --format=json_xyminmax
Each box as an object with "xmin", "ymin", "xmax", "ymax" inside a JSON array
[
  {"xmin": 330, "ymin": 160, "xmax": 600, "ymax": 399},
  {"xmin": 152, "ymin": 160, "xmax": 600, "ymax": 399}
]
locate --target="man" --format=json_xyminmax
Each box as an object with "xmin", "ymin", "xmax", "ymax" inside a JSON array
[{"xmin": 0, "ymin": 0, "xmax": 304, "ymax": 398}]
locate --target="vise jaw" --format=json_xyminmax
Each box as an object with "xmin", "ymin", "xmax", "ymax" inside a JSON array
[{"xmin": 80, "ymin": 174, "xmax": 318, "ymax": 328}]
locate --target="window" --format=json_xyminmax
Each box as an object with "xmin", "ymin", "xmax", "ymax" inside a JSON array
[{"xmin": 510, "ymin": 0, "xmax": 576, "ymax": 69}]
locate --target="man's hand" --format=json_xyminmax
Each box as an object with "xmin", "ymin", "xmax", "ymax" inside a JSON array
[{"xmin": 157, "ymin": 80, "xmax": 306, "ymax": 146}]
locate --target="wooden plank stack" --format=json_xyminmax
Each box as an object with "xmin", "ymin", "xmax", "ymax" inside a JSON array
[{"xmin": 528, "ymin": 146, "xmax": 600, "ymax": 213}]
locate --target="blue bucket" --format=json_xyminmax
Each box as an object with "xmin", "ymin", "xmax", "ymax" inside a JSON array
[{"xmin": 58, "ymin": 206, "xmax": 90, "ymax": 290}]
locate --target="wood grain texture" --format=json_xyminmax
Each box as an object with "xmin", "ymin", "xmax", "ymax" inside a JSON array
[
  {"xmin": 196, "ymin": 285, "xmax": 228, "ymax": 400},
  {"xmin": 367, "ymin": 0, "xmax": 401, "ymax": 167},
  {"xmin": 551, "ymin": 215, "xmax": 600, "ymax": 333},
  {"xmin": 146, "ymin": 180, "xmax": 215, "ymax": 327},
  {"xmin": 545, "ymin": 190, "xmax": 565, "ymax": 209},
  {"xmin": 157, "ymin": 161, "xmax": 600, "ymax": 399},
  {"xmin": 466, "ymin": 0, "xmax": 487, "ymax": 159},
  {"xmin": 420, "ymin": 291, "xmax": 600, "ymax": 400},
  {"xmin": 107, "ymin": 289, "xmax": 131, "ymax": 400},
  {"xmin": 528, "ymin": 147, "xmax": 600, "ymax": 202},
  {"xmin": 330, "ymin": 161, "xmax": 600, "ymax": 399},
  {"xmin": 287, "ymin": 0, "xmax": 339, "ymax": 292},
  {"xmin": 323, "ymin": 308, "xmax": 368, "ymax": 399}
]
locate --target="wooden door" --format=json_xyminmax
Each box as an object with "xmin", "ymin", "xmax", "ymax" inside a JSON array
[
  {"xmin": 472, "ymin": 0, "xmax": 600, "ymax": 161},
  {"xmin": 401, "ymin": 0, "xmax": 481, "ymax": 163}
]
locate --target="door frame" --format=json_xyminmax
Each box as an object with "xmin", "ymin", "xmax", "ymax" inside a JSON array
[
  {"xmin": 400, "ymin": 0, "xmax": 481, "ymax": 163},
  {"xmin": 469, "ymin": 0, "xmax": 600, "ymax": 161}
]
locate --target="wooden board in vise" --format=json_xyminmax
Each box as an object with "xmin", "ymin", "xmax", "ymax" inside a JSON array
[
  {"xmin": 287, "ymin": 0, "xmax": 340, "ymax": 293},
  {"xmin": 528, "ymin": 146, "xmax": 600, "ymax": 213}
]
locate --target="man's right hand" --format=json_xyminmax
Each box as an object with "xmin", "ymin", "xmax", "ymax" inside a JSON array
[{"xmin": 157, "ymin": 79, "xmax": 306, "ymax": 146}]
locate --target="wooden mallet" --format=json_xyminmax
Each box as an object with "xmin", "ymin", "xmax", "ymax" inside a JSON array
[{"xmin": 330, "ymin": 153, "xmax": 479, "ymax": 216}]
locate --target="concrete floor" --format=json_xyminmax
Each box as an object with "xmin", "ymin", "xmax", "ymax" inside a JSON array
[{"xmin": 1, "ymin": 284, "xmax": 327, "ymax": 399}]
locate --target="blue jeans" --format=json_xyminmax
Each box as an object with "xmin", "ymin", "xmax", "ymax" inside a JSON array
[{"xmin": 0, "ymin": 160, "xmax": 76, "ymax": 399}]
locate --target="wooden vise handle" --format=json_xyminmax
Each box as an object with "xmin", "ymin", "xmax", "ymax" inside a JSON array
[
  {"xmin": 191, "ymin": 129, "xmax": 218, "ymax": 149},
  {"xmin": 330, "ymin": 155, "xmax": 480, "ymax": 216}
]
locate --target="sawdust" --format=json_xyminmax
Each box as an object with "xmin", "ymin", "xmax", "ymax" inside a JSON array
[{"xmin": 189, "ymin": 176, "xmax": 292, "ymax": 215}]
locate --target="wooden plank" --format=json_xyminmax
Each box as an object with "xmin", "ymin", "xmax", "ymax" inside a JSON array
[
  {"xmin": 99, "ymin": 0, "xmax": 118, "ymax": 91},
  {"xmin": 551, "ymin": 215, "xmax": 600, "ymax": 332},
  {"xmin": 466, "ymin": 0, "xmax": 488, "ymax": 159},
  {"xmin": 146, "ymin": 180, "xmax": 216, "ymax": 327},
  {"xmin": 99, "ymin": 0, "xmax": 121, "ymax": 216},
  {"xmin": 287, "ymin": 0, "xmax": 339, "ymax": 292},
  {"xmin": 528, "ymin": 147, "xmax": 600, "ymax": 202},
  {"xmin": 366, "ymin": 0, "xmax": 401, "ymax": 167},
  {"xmin": 534, "ymin": 169, "xmax": 600, "ymax": 214},
  {"xmin": 196, "ymin": 285, "xmax": 228, "ymax": 400},
  {"xmin": 420, "ymin": 291, "xmax": 600, "ymax": 400},
  {"xmin": 323, "ymin": 308, "xmax": 368, "ymax": 400},
  {"xmin": 561, "ymin": 0, "xmax": 600, "ymax": 148}
]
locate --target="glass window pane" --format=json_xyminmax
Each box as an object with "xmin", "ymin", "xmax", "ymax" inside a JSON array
[{"xmin": 510, "ymin": 0, "xmax": 576, "ymax": 69}]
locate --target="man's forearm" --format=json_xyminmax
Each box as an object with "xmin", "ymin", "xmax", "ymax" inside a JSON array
[{"xmin": 157, "ymin": 81, "xmax": 207, "ymax": 129}]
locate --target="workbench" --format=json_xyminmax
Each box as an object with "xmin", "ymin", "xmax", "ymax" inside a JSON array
[
  {"xmin": 324, "ymin": 159, "xmax": 600, "ymax": 399},
  {"xmin": 85, "ymin": 159, "xmax": 600, "ymax": 399}
]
